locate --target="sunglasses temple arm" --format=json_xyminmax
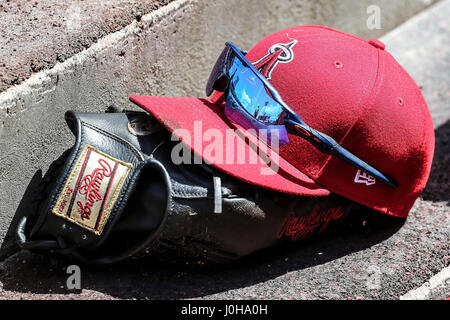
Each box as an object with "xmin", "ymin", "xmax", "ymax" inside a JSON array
[
  {"xmin": 220, "ymin": 43, "xmax": 398, "ymax": 188},
  {"xmin": 285, "ymin": 120, "xmax": 398, "ymax": 188},
  {"xmin": 331, "ymin": 144, "xmax": 398, "ymax": 188}
]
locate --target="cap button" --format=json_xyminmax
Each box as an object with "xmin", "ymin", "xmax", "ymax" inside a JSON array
[{"xmin": 368, "ymin": 39, "xmax": 386, "ymax": 50}]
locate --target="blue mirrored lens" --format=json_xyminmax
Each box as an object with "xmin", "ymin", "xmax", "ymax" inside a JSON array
[
  {"xmin": 228, "ymin": 58, "xmax": 285, "ymax": 125},
  {"xmin": 225, "ymin": 56, "xmax": 289, "ymax": 146}
]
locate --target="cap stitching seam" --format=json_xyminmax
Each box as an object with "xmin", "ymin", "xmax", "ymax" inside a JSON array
[
  {"xmin": 316, "ymin": 41, "xmax": 382, "ymax": 177},
  {"xmin": 314, "ymin": 45, "xmax": 405, "ymax": 215},
  {"xmin": 414, "ymin": 88, "xmax": 432, "ymax": 193},
  {"xmin": 297, "ymin": 25, "xmax": 368, "ymax": 43},
  {"xmin": 402, "ymin": 59, "xmax": 430, "ymax": 181},
  {"xmin": 317, "ymin": 178, "xmax": 406, "ymax": 216}
]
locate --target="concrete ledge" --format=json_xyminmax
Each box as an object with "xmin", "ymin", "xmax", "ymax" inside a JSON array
[
  {"xmin": 0, "ymin": 0, "xmax": 448, "ymax": 300},
  {"xmin": 0, "ymin": 0, "xmax": 440, "ymax": 93},
  {"xmin": 0, "ymin": 0, "xmax": 442, "ymax": 252},
  {"xmin": 0, "ymin": 0, "xmax": 176, "ymax": 92}
]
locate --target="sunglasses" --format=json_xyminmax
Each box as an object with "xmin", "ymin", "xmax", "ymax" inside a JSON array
[{"xmin": 206, "ymin": 42, "xmax": 398, "ymax": 188}]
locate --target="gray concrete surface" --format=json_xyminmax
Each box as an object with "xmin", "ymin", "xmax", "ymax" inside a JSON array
[
  {"xmin": 0, "ymin": 0, "xmax": 439, "ymax": 92},
  {"xmin": 0, "ymin": 0, "xmax": 448, "ymax": 300},
  {"xmin": 0, "ymin": 0, "xmax": 443, "ymax": 255},
  {"xmin": 382, "ymin": 0, "xmax": 450, "ymax": 129},
  {"xmin": 0, "ymin": 0, "xmax": 175, "ymax": 92}
]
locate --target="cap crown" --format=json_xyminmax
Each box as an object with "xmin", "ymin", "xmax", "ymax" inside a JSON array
[{"xmin": 245, "ymin": 26, "xmax": 434, "ymax": 216}]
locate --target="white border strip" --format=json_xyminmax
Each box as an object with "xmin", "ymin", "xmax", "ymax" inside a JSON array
[{"xmin": 400, "ymin": 266, "xmax": 450, "ymax": 300}]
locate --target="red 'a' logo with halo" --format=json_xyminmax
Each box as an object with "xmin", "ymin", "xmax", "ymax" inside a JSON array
[{"xmin": 251, "ymin": 40, "xmax": 298, "ymax": 80}]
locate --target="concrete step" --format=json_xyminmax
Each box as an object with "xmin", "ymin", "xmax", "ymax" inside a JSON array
[
  {"xmin": 0, "ymin": 0, "xmax": 444, "ymax": 251},
  {"xmin": 0, "ymin": 0, "xmax": 440, "ymax": 93},
  {"xmin": 0, "ymin": 0, "xmax": 448, "ymax": 300},
  {"xmin": 0, "ymin": 0, "xmax": 176, "ymax": 92},
  {"xmin": 381, "ymin": 0, "xmax": 450, "ymax": 128}
]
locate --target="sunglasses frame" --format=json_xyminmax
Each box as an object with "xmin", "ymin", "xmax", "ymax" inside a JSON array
[{"xmin": 208, "ymin": 41, "xmax": 398, "ymax": 188}]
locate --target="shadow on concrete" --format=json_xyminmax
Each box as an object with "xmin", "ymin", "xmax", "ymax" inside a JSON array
[
  {"xmin": 0, "ymin": 205, "xmax": 405, "ymax": 298},
  {"xmin": 421, "ymin": 119, "xmax": 449, "ymax": 205},
  {"xmin": 0, "ymin": 170, "xmax": 43, "ymax": 260},
  {"xmin": 1, "ymin": 120, "xmax": 447, "ymax": 299}
]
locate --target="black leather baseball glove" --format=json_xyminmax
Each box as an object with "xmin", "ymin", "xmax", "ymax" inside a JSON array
[{"xmin": 16, "ymin": 110, "xmax": 355, "ymax": 265}]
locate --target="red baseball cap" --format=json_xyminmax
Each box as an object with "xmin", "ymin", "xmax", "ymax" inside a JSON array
[{"xmin": 130, "ymin": 25, "xmax": 435, "ymax": 217}]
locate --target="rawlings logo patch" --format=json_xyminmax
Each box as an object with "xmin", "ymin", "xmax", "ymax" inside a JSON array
[
  {"xmin": 276, "ymin": 205, "xmax": 345, "ymax": 241},
  {"xmin": 53, "ymin": 145, "xmax": 132, "ymax": 235}
]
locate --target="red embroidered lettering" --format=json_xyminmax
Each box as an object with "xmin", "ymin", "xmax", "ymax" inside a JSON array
[
  {"xmin": 277, "ymin": 205, "xmax": 345, "ymax": 241},
  {"xmin": 76, "ymin": 159, "xmax": 112, "ymax": 221},
  {"xmin": 65, "ymin": 188, "xmax": 73, "ymax": 197},
  {"xmin": 76, "ymin": 200, "xmax": 92, "ymax": 220},
  {"xmin": 59, "ymin": 199, "xmax": 67, "ymax": 212}
]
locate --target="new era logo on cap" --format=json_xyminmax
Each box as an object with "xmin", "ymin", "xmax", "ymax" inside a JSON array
[{"xmin": 354, "ymin": 169, "xmax": 376, "ymax": 186}]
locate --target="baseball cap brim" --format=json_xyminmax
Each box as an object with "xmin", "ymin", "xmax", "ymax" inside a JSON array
[{"xmin": 130, "ymin": 95, "xmax": 330, "ymax": 196}]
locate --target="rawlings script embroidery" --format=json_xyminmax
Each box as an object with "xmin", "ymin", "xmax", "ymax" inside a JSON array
[
  {"xmin": 76, "ymin": 159, "xmax": 112, "ymax": 220},
  {"xmin": 53, "ymin": 145, "xmax": 132, "ymax": 235},
  {"xmin": 277, "ymin": 205, "xmax": 345, "ymax": 241}
]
